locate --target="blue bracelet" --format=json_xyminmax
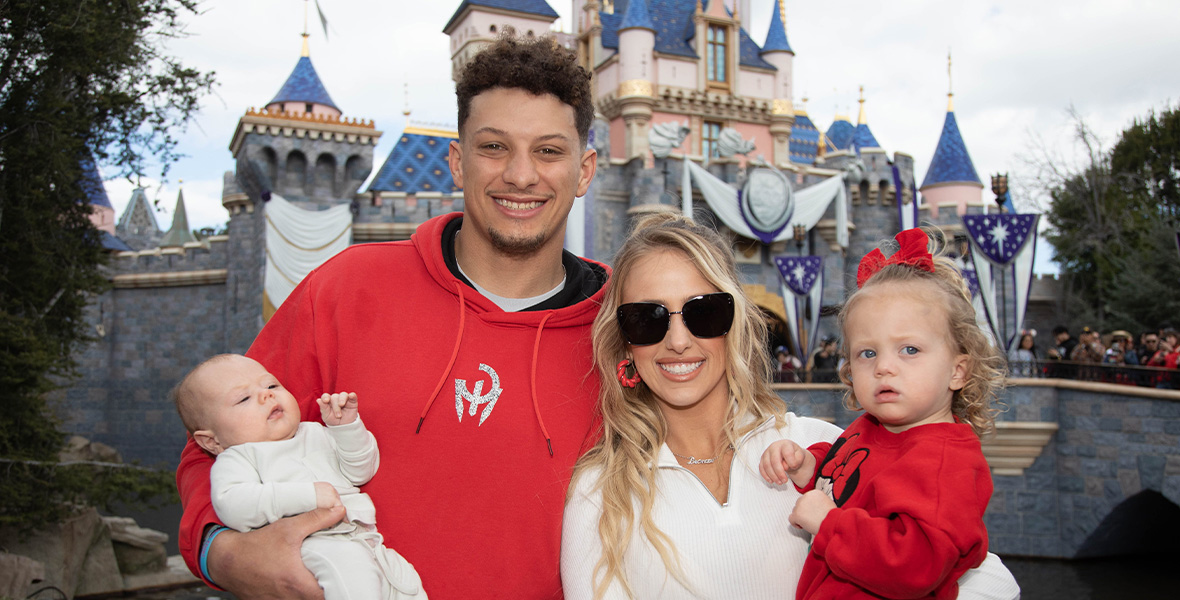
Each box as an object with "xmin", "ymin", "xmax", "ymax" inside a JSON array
[{"xmin": 199, "ymin": 525, "xmax": 230, "ymax": 586}]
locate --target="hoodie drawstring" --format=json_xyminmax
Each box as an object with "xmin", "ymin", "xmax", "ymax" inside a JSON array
[
  {"xmin": 531, "ymin": 311, "xmax": 555, "ymax": 456},
  {"xmin": 415, "ymin": 285, "xmax": 558, "ymax": 458},
  {"xmin": 417, "ymin": 282, "xmax": 467, "ymax": 434}
]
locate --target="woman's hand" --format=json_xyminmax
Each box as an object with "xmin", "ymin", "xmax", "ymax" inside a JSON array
[
  {"xmin": 759, "ymin": 439, "xmax": 816, "ymax": 487},
  {"xmin": 789, "ymin": 489, "xmax": 836, "ymax": 535},
  {"xmin": 206, "ymin": 505, "xmax": 344, "ymax": 599}
]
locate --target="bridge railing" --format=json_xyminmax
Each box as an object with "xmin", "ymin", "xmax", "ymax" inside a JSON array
[
  {"xmin": 1011, "ymin": 360, "xmax": 1179, "ymax": 388},
  {"xmin": 773, "ymin": 362, "xmax": 1180, "ymax": 388}
]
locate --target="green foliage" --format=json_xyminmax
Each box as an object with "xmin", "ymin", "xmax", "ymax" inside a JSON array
[
  {"xmin": 1043, "ymin": 106, "xmax": 1180, "ymax": 334},
  {"xmin": 0, "ymin": 460, "xmax": 178, "ymax": 532},
  {"xmin": 0, "ymin": 0, "xmax": 213, "ymax": 530}
]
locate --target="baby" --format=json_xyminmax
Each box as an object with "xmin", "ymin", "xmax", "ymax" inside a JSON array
[
  {"xmin": 760, "ymin": 228, "xmax": 1003, "ymax": 600},
  {"xmin": 172, "ymin": 353, "xmax": 425, "ymax": 600}
]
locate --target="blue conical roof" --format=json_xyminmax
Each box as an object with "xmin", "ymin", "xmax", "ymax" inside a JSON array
[
  {"xmin": 761, "ymin": 0, "xmax": 792, "ymax": 53},
  {"xmin": 853, "ymin": 123, "xmax": 880, "ymax": 150},
  {"xmin": 921, "ymin": 110, "xmax": 982, "ymax": 189},
  {"xmin": 269, "ymin": 56, "xmax": 338, "ymax": 111},
  {"xmin": 826, "ymin": 118, "xmax": 855, "ymax": 151},
  {"xmin": 79, "ymin": 153, "xmax": 112, "ymax": 208},
  {"xmin": 619, "ymin": 0, "xmax": 655, "ymax": 32}
]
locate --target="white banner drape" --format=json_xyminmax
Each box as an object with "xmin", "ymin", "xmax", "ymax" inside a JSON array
[
  {"xmin": 683, "ymin": 160, "xmax": 849, "ymax": 248},
  {"xmin": 265, "ymin": 194, "xmax": 353, "ymax": 314}
]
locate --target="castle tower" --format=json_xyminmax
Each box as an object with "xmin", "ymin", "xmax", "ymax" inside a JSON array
[
  {"xmin": 617, "ymin": 0, "xmax": 656, "ymax": 160},
  {"xmin": 115, "ymin": 187, "xmax": 160, "ymax": 251},
  {"xmin": 80, "ymin": 153, "xmax": 116, "ymax": 235},
  {"xmin": 228, "ymin": 38, "xmax": 381, "ymax": 205},
  {"xmin": 158, "ymin": 187, "xmax": 197, "ymax": 248},
  {"xmin": 444, "ymin": 0, "xmax": 560, "ymax": 81},
  {"xmin": 760, "ymin": 0, "xmax": 795, "ymax": 168},
  {"xmin": 919, "ymin": 74, "xmax": 983, "ymax": 219},
  {"xmin": 853, "ymin": 87, "xmax": 882, "ymax": 151}
]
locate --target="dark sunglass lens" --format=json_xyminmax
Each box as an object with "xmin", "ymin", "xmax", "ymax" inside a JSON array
[
  {"xmin": 682, "ymin": 293, "xmax": 734, "ymax": 338},
  {"xmin": 617, "ymin": 303, "xmax": 669, "ymax": 345}
]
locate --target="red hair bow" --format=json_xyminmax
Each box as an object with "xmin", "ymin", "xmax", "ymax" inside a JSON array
[{"xmin": 856, "ymin": 228, "xmax": 935, "ymax": 288}]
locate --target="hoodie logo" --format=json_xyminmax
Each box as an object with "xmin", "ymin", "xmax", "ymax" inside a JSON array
[{"xmin": 455, "ymin": 363, "xmax": 503, "ymax": 426}]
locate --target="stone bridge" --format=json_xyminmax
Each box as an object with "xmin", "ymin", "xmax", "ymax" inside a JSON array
[{"xmin": 777, "ymin": 379, "xmax": 1180, "ymax": 558}]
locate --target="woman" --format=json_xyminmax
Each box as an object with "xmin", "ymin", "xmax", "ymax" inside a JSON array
[
  {"xmin": 1008, "ymin": 331, "xmax": 1038, "ymax": 377},
  {"xmin": 561, "ymin": 214, "xmax": 1019, "ymax": 599}
]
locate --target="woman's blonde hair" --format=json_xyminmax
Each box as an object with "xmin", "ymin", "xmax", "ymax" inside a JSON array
[
  {"xmin": 837, "ymin": 228, "xmax": 1005, "ymax": 436},
  {"xmin": 569, "ymin": 212, "xmax": 785, "ymax": 599}
]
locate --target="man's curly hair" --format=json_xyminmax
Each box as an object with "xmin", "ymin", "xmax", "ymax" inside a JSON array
[{"xmin": 456, "ymin": 30, "xmax": 594, "ymax": 146}]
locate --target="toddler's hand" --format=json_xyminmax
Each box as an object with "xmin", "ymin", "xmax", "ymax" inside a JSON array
[
  {"xmin": 759, "ymin": 439, "xmax": 813, "ymax": 486},
  {"xmin": 317, "ymin": 392, "xmax": 359, "ymax": 426},
  {"xmin": 314, "ymin": 481, "xmax": 341, "ymax": 511},
  {"xmin": 789, "ymin": 489, "xmax": 836, "ymax": 535}
]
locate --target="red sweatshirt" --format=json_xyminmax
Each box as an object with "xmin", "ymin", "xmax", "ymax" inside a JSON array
[
  {"xmin": 796, "ymin": 415, "xmax": 991, "ymax": 600},
  {"xmin": 177, "ymin": 212, "xmax": 607, "ymax": 599}
]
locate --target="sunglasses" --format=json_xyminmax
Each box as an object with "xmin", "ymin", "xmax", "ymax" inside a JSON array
[{"xmin": 616, "ymin": 292, "xmax": 735, "ymax": 346}]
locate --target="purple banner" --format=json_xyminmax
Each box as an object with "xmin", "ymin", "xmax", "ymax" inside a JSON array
[
  {"xmin": 962, "ymin": 213, "xmax": 1038, "ymax": 266},
  {"xmin": 774, "ymin": 256, "xmax": 824, "ymax": 297},
  {"xmin": 962, "ymin": 267, "xmax": 980, "ymax": 299}
]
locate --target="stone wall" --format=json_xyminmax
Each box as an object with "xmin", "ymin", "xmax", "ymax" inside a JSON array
[{"xmin": 775, "ymin": 380, "xmax": 1180, "ymax": 558}]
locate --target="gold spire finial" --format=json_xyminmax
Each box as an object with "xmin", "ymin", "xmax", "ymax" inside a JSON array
[
  {"xmin": 779, "ymin": 0, "xmax": 788, "ymax": 32},
  {"xmin": 402, "ymin": 82, "xmax": 411, "ymax": 118},
  {"xmin": 857, "ymin": 85, "xmax": 867, "ymax": 125},
  {"xmin": 300, "ymin": 1, "xmax": 310, "ymax": 57},
  {"xmin": 947, "ymin": 50, "xmax": 954, "ymax": 111}
]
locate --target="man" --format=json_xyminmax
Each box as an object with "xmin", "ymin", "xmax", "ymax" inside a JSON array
[
  {"xmin": 1069, "ymin": 326, "xmax": 1104, "ymax": 363},
  {"xmin": 806, "ymin": 336, "xmax": 840, "ymax": 383},
  {"xmin": 1045, "ymin": 325, "xmax": 1077, "ymax": 360},
  {"xmin": 176, "ymin": 34, "xmax": 606, "ymax": 598},
  {"xmin": 1130, "ymin": 331, "xmax": 1159, "ymax": 366}
]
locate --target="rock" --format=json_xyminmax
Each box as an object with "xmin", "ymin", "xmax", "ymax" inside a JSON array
[
  {"xmin": 103, "ymin": 516, "xmax": 169, "ymax": 574},
  {"xmin": 0, "ymin": 552, "xmax": 45, "ymax": 599},
  {"xmin": 59, "ymin": 435, "xmax": 122, "ymax": 464},
  {"xmin": 0, "ymin": 506, "xmax": 121, "ymax": 599},
  {"xmin": 75, "ymin": 522, "xmax": 123, "ymax": 597}
]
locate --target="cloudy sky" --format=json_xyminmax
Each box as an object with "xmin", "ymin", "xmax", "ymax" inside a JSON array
[{"xmin": 104, "ymin": 0, "xmax": 1180, "ymax": 272}]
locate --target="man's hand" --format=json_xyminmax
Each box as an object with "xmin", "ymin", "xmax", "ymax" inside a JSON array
[
  {"xmin": 314, "ymin": 481, "xmax": 342, "ymax": 510},
  {"xmin": 789, "ymin": 489, "xmax": 836, "ymax": 535},
  {"xmin": 759, "ymin": 439, "xmax": 816, "ymax": 487},
  {"xmin": 206, "ymin": 505, "xmax": 345, "ymax": 599},
  {"xmin": 317, "ymin": 392, "xmax": 359, "ymax": 426}
]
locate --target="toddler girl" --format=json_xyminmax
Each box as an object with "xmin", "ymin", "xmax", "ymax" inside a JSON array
[{"xmin": 759, "ymin": 228, "xmax": 1004, "ymax": 600}]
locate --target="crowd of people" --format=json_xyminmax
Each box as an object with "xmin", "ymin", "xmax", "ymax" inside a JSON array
[{"xmin": 774, "ymin": 324, "xmax": 1180, "ymax": 387}]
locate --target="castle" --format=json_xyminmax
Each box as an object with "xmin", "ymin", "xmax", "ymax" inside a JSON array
[{"xmin": 66, "ymin": 0, "xmax": 1022, "ymax": 467}]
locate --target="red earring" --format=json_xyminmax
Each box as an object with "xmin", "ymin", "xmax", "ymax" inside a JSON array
[{"xmin": 616, "ymin": 358, "xmax": 642, "ymax": 388}]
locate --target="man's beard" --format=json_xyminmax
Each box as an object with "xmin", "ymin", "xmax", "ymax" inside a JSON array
[{"xmin": 488, "ymin": 227, "xmax": 548, "ymax": 257}]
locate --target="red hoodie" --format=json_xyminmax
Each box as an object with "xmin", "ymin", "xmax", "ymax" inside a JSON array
[{"xmin": 177, "ymin": 212, "xmax": 607, "ymax": 598}]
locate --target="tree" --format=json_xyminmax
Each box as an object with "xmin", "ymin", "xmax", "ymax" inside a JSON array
[
  {"xmin": 1035, "ymin": 106, "xmax": 1180, "ymax": 334},
  {"xmin": 0, "ymin": 0, "xmax": 214, "ymax": 529}
]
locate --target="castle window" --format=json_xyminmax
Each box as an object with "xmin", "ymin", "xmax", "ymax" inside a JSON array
[
  {"xmin": 305, "ymin": 103, "xmax": 313, "ymax": 114},
  {"xmin": 702, "ymin": 121, "xmax": 723, "ymax": 159},
  {"xmin": 490, "ymin": 24, "xmax": 496, "ymax": 34},
  {"xmin": 706, "ymin": 26, "xmax": 727, "ymax": 83}
]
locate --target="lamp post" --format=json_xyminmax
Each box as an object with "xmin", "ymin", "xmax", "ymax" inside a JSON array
[
  {"xmin": 991, "ymin": 172, "xmax": 1010, "ymax": 349},
  {"xmin": 793, "ymin": 224, "xmax": 807, "ymax": 256},
  {"xmin": 991, "ymin": 173, "xmax": 1009, "ymax": 213}
]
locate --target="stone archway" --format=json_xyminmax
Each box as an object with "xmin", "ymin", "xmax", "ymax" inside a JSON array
[{"xmin": 1075, "ymin": 490, "xmax": 1180, "ymax": 558}]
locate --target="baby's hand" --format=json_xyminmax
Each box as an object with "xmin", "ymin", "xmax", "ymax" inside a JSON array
[
  {"xmin": 314, "ymin": 481, "xmax": 342, "ymax": 510},
  {"xmin": 789, "ymin": 489, "xmax": 836, "ymax": 535},
  {"xmin": 317, "ymin": 392, "xmax": 359, "ymax": 426},
  {"xmin": 759, "ymin": 439, "xmax": 813, "ymax": 486}
]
